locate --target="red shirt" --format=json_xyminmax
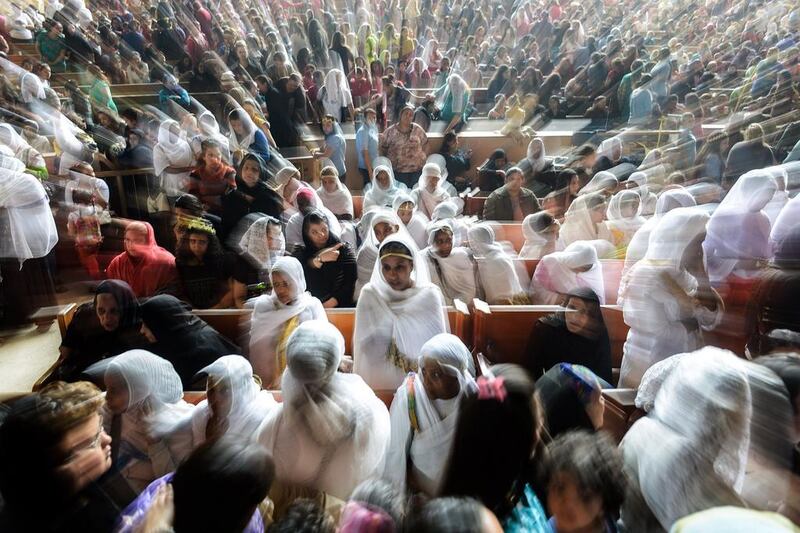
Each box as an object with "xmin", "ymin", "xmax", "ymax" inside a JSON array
[{"xmin": 349, "ymin": 76, "xmax": 371, "ymax": 97}]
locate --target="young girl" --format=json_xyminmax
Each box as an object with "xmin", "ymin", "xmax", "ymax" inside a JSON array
[
  {"xmin": 488, "ymin": 94, "xmax": 507, "ymax": 120},
  {"xmin": 188, "ymin": 139, "xmax": 236, "ymax": 214},
  {"xmin": 174, "ymin": 220, "xmax": 233, "ymax": 309}
]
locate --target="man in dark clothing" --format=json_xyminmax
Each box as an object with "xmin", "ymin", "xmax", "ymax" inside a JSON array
[
  {"xmin": 153, "ymin": 18, "xmax": 187, "ymax": 62},
  {"xmin": 483, "ymin": 167, "xmax": 542, "ymax": 221},
  {"xmin": 267, "ymin": 74, "xmax": 308, "ymax": 148}
]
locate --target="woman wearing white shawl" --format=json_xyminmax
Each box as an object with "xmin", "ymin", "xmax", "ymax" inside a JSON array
[
  {"xmin": 285, "ymin": 185, "xmax": 345, "ymax": 248},
  {"xmin": 384, "ymin": 333, "xmax": 475, "ymax": 496},
  {"xmin": 579, "ymin": 170, "xmax": 618, "ymax": 198},
  {"xmin": 425, "ymin": 221, "xmax": 479, "ymax": 305},
  {"xmin": 249, "ymin": 256, "xmax": 326, "ymax": 387},
  {"xmin": 703, "ymin": 169, "xmax": 777, "ymax": 284},
  {"xmin": 196, "ymin": 110, "xmax": 232, "ymax": 164},
  {"xmin": 393, "ymin": 192, "xmax": 429, "ymax": 250},
  {"xmin": 363, "ymin": 163, "xmax": 404, "ymax": 212},
  {"xmin": 468, "ymin": 223, "xmax": 527, "ymax": 304},
  {"xmin": 620, "ymin": 350, "xmax": 752, "ymax": 531},
  {"xmin": 412, "ymin": 162, "xmax": 452, "ymax": 219},
  {"xmin": 619, "ymin": 207, "xmax": 722, "ymax": 388},
  {"xmin": 354, "ymin": 233, "xmax": 449, "ymax": 389},
  {"xmin": 605, "ymin": 189, "xmax": 647, "ymax": 255},
  {"xmin": 319, "ymin": 68, "xmax": 355, "ymax": 122},
  {"xmin": 89, "ymin": 349, "xmax": 193, "ymax": 493},
  {"xmin": 763, "ymin": 166, "xmax": 789, "ymax": 226},
  {"xmin": 558, "ymin": 192, "xmax": 613, "ymax": 247},
  {"xmin": 626, "ymin": 171, "xmax": 658, "ymax": 216},
  {"xmin": 170, "ymin": 356, "xmax": 278, "ymax": 460},
  {"xmin": 0, "ymin": 123, "xmax": 46, "ymax": 177},
  {"xmin": 317, "ymin": 166, "xmax": 354, "ymax": 219},
  {"xmin": 519, "ymin": 211, "xmax": 562, "ymax": 259},
  {"xmin": 355, "ymin": 208, "xmax": 407, "ymax": 300},
  {"xmin": 153, "ymin": 119, "xmax": 195, "ymax": 197},
  {"xmin": 19, "ymin": 68, "xmax": 46, "ymax": 104},
  {"xmin": 258, "ymin": 321, "xmax": 391, "ymax": 500},
  {"xmin": 430, "ymin": 199, "xmax": 467, "ymax": 246},
  {"xmin": 770, "ymin": 192, "xmax": 800, "ymax": 252},
  {"xmin": 531, "ymin": 241, "xmax": 606, "ymax": 305},
  {"xmin": 53, "ymin": 114, "xmax": 91, "ymax": 176}
]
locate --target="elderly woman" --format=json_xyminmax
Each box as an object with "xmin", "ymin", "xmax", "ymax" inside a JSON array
[
  {"xmin": 468, "ymin": 224, "xmax": 527, "ymax": 304},
  {"xmin": 412, "ymin": 162, "xmax": 453, "ymax": 219},
  {"xmin": 106, "ymin": 221, "xmax": 177, "ymax": 298},
  {"xmin": 319, "ymin": 69, "xmax": 355, "ymax": 122},
  {"xmin": 89, "ymin": 350, "xmax": 194, "ymax": 493},
  {"xmin": 380, "ymin": 104, "xmax": 428, "ymax": 188},
  {"xmin": 354, "ymin": 233, "xmax": 449, "ymax": 389},
  {"xmin": 384, "ymin": 334, "xmax": 475, "ymax": 496},
  {"xmin": 249, "ymin": 257, "xmax": 326, "ymax": 388},
  {"xmin": 258, "ymin": 321, "xmax": 391, "ymax": 500},
  {"xmin": 425, "ymin": 221, "xmax": 479, "ymax": 306}
]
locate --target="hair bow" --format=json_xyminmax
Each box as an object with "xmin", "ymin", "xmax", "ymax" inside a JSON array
[{"xmin": 476, "ymin": 376, "xmax": 507, "ymax": 403}]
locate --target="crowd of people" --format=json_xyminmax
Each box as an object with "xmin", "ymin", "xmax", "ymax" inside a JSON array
[{"xmin": 1, "ymin": 0, "xmax": 800, "ymax": 530}]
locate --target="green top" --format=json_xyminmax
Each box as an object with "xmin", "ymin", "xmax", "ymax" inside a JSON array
[{"xmin": 90, "ymin": 78, "xmax": 118, "ymax": 113}]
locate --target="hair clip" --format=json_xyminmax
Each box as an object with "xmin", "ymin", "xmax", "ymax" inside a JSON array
[{"xmin": 476, "ymin": 376, "xmax": 507, "ymax": 403}]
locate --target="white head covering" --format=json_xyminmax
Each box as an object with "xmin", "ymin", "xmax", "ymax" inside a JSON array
[
  {"xmin": 355, "ymin": 208, "xmax": 406, "ymax": 298},
  {"xmin": 468, "ymin": 224, "xmax": 525, "ymax": 304},
  {"xmin": 646, "ymin": 207, "xmax": 710, "ymax": 266},
  {"xmin": 0, "ymin": 123, "xmax": 43, "ymax": 168},
  {"xmin": 238, "ymin": 215, "xmax": 285, "ymax": 270},
  {"xmin": 606, "ymin": 189, "xmax": 647, "ymax": 244},
  {"xmin": 153, "ymin": 119, "xmax": 194, "ymax": 175},
  {"xmin": 321, "ymin": 69, "xmax": 353, "ymax": 118},
  {"xmin": 770, "ymin": 192, "xmax": 800, "ymax": 251},
  {"xmin": 527, "ymin": 137, "xmax": 547, "ymax": 173},
  {"xmin": 393, "ymin": 192, "xmax": 429, "ymax": 249},
  {"xmin": 104, "ymin": 349, "xmax": 184, "ymax": 411},
  {"xmin": 414, "ymin": 163, "xmax": 451, "ymax": 219},
  {"xmin": 559, "ymin": 193, "xmax": 611, "ymax": 246},
  {"xmin": 437, "ymin": 74, "xmax": 469, "ymax": 115},
  {"xmin": 425, "ymin": 220, "xmax": 478, "ymax": 305},
  {"xmin": 316, "ymin": 173, "xmax": 354, "ymax": 217},
  {"xmin": 0, "ymin": 166, "xmax": 58, "ymax": 267},
  {"xmin": 532, "ymin": 240, "xmax": 605, "ymax": 305},
  {"xmin": 196, "ymin": 109, "xmax": 232, "ymax": 162},
  {"xmin": 626, "ymin": 171, "xmax": 658, "ymax": 216},
  {"xmin": 228, "ymin": 109, "xmax": 258, "ymax": 152},
  {"xmin": 580, "ymin": 170, "xmax": 618, "ymax": 196},
  {"xmin": 363, "ymin": 164, "xmax": 402, "ymax": 211},
  {"xmin": 519, "ymin": 212, "xmax": 560, "ymax": 259},
  {"xmin": 285, "ymin": 186, "xmax": 343, "ymax": 246}
]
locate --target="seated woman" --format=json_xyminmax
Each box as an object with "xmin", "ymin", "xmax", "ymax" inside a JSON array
[
  {"xmin": 89, "ymin": 349, "xmax": 194, "ymax": 493},
  {"xmin": 175, "ymin": 219, "xmax": 234, "ymax": 309},
  {"xmin": 517, "ymin": 138, "xmax": 558, "ymax": 197},
  {"xmin": 412, "ymin": 163, "xmax": 452, "ymax": 219},
  {"xmin": 232, "ymin": 214, "xmax": 286, "ymax": 308},
  {"xmin": 429, "ymin": 74, "xmax": 471, "ymax": 134},
  {"xmin": 106, "ymin": 221, "xmax": 178, "ymax": 298},
  {"xmin": 363, "ymin": 163, "xmax": 405, "ymax": 212},
  {"xmin": 390, "ymin": 193, "xmax": 425, "ymax": 246},
  {"xmin": 258, "ymin": 321, "xmax": 391, "ymax": 500},
  {"xmin": 519, "ymin": 212, "xmax": 561, "ymax": 259},
  {"xmin": 292, "ymin": 210, "xmax": 357, "ymax": 308},
  {"xmin": 384, "ymin": 333, "xmax": 475, "ymax": 496},
  {"xmin": 438, "ymin": 132, "xmax": 472, "ymax": 192},
  {"xmin": 221, "ymin": 153, "xmax": 283, "ymax": 237},
  {"xmin": 139, "ymin": 295, "xmax": 241, "ymax": 388},
  {"xmin": 524, "ymin": 288, "xmax": 612, "ymax": 383},
  {"xmin": 228, "ymin": 108, "xmax": 271, "ymax": 165},
  {"xmin": 354, "ymin": 234, "xmax": 448, "ymax": 389},
  {"xmin": 535, "ymin": 363, "xmax": 607, "ymax": 440},
  {"xmin": 249, "ymin": 257, "xmax": 327, "ymax": 387},
  {"xmin": 430, "ymin": 199, "xmax": 468, "ymax": 246},
  {"xmin": 468, "ymin": 224, "xmax": 528, "ymax": 304},
  {"xmin": 317, "ymin": 165, "xmax": 354, "ymax": 220},
  {"xmin": 425, "ymin": 221, "xmax": 479, "ymax": 306},
  {"xmin": 55, "ymin": 280, "xmax": 146, "ymax": 382},
  {"xmin": 605, "ymin": 189, "xmax": 645, "ymax": 258},
  {"xmin": 285, "ymin": 184, "xmax": 345, "ymax": 249},
  {"xmin": 188, "ymin": 139, "xmax": 236, "ymax": 215},
  {"xmin": 355, "ymin": 208, "xmax": 405, "ymax": 300},
  {"xmin": 558, "ymin": 193, "xmax": 613, "ymax": 248},
  {"xmin": 531, "ymin": 241, "xmax": 606, "ymax": 305}
]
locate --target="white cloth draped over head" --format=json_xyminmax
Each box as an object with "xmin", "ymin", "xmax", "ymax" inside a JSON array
[
  {"xmin": 354, "ymin": 232, "xmax": 449, "ymax": 389},
  {"xmin": 153, "ymin": 119, "xmax": 194, "ymax": 194},
  {"xmin": 468, "ymin": 224, "xmax": 525, "ymax": 304},
  {"xmin": 619, "ymin": 207, "xmax": 719, "ymax": 388},
  {"xmin": 0, "ymin": 123, "xmax": 45, "ymax": 169},
  {"xmin": 435, "ymin": 74, "xmax": 469, "ymax": 115},
  {"xmin": 597, "ymin": 136, "xmax": 623, "ymax": 161},
  {"xmin": 393, "ymin": 192, "xmax": 430, "ymax": 250},
  {"xmin": 626, "ymin": 171, "xmax": 658, "ymax": 216},
  {"xmin": 430, "ymin": 198, "xmax": 467, "ymax": 245},
  {"xmin": 413, "ymin": 163, "xmax": 452, "ymax": 219},
  {"xmin": 531, "ymin": 240, "xmax": 605, "ymax": 305},
  {"xmin": 703, "ymin": 169, "xmax": 777, "ymax": 283},
  {"xmin": 580, "ymin": 170, "xmax": 618, "ymax": 196},
  {"xmin": 20, "ymin": 70, "xmax": 46, "ymax": 103},
  {"xmin": 228, "ymin": 108, "xmax": 258, "ymax": 153},
  {"xmin": 558, "ymin": 192, "xmax": 613, "ymax": 247},
  {"xmin": 384, "ymin": 333, "xmax": 476, "ymax": 496},
  {"xmin": 763, "ymin": 166, "xmax": 789, "ymax": 226},
  {"xmin": 0, "ymin": 166, "xmax": 58, "ymax": 266},
  {"xmin": 238, "ymin": 215, "xmax": 285, "ymax": 270},
  {"xmin": 258, "ymin": 321, "xmax": 391, "ymax": 500},
  {"xmin": 620, "ymin": 349, "xmax": 753, "ymax": 531},
  {"xmin": 249, "ymin": 256, "xmax": 326, "ymax": 383},
  {"xmin": 321, "ymin": 69, "xmax": 353, "ymax": 118},
  {"xmin": 355, "ymin": 208, "xmax": 407, "ymax": 300},
  {"xmin": 363, "ymin": 164, "xmax": 404, "ymax": 212},
  {"xmin": 519, "ymin": 212, "xmax": 561, "ymax": 259},
  {"xmin": 425, "ymin": 154, "xmax": 459, "ymax": 197},
  {"xmin": 425, "ymin": 220, "xmax": 478, "ymax": 305},
  {"xmin": 316, "ymin": 176, "xmax": 354, "ymax": 217},
  {"xmin": 196, "ymin": 110, "xmax": 232, "ymax": 163},
  {"xmin": 527, "ymin": 137, "xmax": 547, "ymax": 173},
  {"xmin": 53, "ymin": 113, "xmax": 90, "ymax": 175},
  {"xmin": 770, "ymin": 193, "xmax": 800, "ymax": 252},
  {"xmin": 285, "ymin": 186, "xmax": 343, "ymax": 247},
  {"xmin": 605, "ymin": 189, "xmax": 647, "ymax": 247}
]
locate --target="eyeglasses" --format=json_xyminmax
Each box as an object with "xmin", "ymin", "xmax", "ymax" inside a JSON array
[{"xmin": 65, "ymin": 414, "xmax": 106, "ymax": 464}]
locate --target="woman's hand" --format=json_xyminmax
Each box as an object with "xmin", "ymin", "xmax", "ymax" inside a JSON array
[
  {"xmin": 142, "ymin": 483, "xmax": 175, "ymax": 533},
  {"xmin": 317, "ymin": 242, "xmax": 343, "ymax": 263}
]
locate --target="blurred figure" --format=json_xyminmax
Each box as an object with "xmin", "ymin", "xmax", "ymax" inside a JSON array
[
  {"xmin": 536, "ymin": 363, "xmax": 607, "ymax": 439},
  {"xmin": 407, "ymin": 497, "xmax": 504, "ymax": 533},
  {"xmin": 106, "ymin": 221, "xmax": 177, "ymax": 298},
  {"xmin": 519, "ymin": 212, "xmax": 561, "ymax": 260},
  {"xmin": 339, "ymin": 479, "xmax": 406, "ymax": 532},
  {"xmin": 468, "ymin": 224, "xmax": 527, "ymax": 304},
  {"xmin": 559, "ymin": 193, "xmax": 612, "ymax": 247},
  {"xmin": 482, "ymin": 167, "xmax": 541, "ymax": 222},
  {"xmin": 232, "ymin": 214, "xmax": 286, "ymax": 307},
  {"xmin": 355, "ymin": 209, "xmax": 405, "ymax": 299},
  {"xmin": 670, "ymin": 507, "xmax": 800, "ymax": 533}
]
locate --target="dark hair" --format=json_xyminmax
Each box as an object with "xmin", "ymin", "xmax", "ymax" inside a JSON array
[
  {"xmin": 120, "ymin": 107, "xmax": 140, "ymax": 122},
  {"xmin": 406, "ymin": 497, "xmax": 485, "ymax": 533},
  {"xmin": 756, "ymin": 353, "xmax": 800, "ymax": 409},
  {"xmin": 348, "ymin": 479, "xmax": 406, "ymax": 527},
  {"xmin": 545, "ymin": 431, "xmax": 627, "ymax": 517},
  {"xmin": 439, "ymin": 364, "xmax": 542, "ymax": 519},
  {"xmin": 176, "ymin": 225, "xmax": 224, "ymax": 266},
  {"xmin": 267, "ymin": 499, "xmax": 335, "ymax": 533},
  {"xmin": 172, "ymin": 438, "xmax": 275, "ymax": 533},
  {"xmin": 379, "ymin": 240, "xmax": 413, "ymax": 262},
  {"xmin": 228, "ymin": 108, "xmax": 245, "ymax": 123},
  {"xmin": 440, "ymin": 131, "xmax": 458, "ymax": 153},
  {"xmin": 175, "ymin": 193, "xmax": 204, "ymax": 215},
  {"xmin": 301, "ymin": 210, "xmax": 334, "ymax": 250},
  {"xmin": 200, "ymin": 138, "xmax": 222, "ymax": 155}
]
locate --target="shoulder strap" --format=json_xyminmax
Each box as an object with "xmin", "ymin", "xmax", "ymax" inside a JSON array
[{"xmin": 406, "ymin": 373, "xmax": 420, "ymax": 433}]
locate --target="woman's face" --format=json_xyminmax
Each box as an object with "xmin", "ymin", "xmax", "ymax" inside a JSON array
[
  {"xmin": 240, "ymin": 158, "xmax": 261, "ymax": 187},
  {"xmin": 203, "ymin": 146, "xmax": 223, "ymax": 170},
  {"xmin": 589, "ymin": 203, "xmax": 607, "ymax": 224},
  {"xmin": 425, "ymin": 174, "xmax": 439, "ymax": 191},
  {"xmin": 230, "ymin": 118, "xmax": 245, "ymax": 136},
  {"xmin": 564, "ymin": 297, "xmax": 598, "ymax": 338},
  {"xmin": 322, "ymin": 120, "xmax": 333, "ymax": 135},
  {"xmin": 547, "ymin": 472, "xmax": 604, "ymax": 533},
  {"xmin": 396, "ymin": 201, "xmax": 414, "ymax": 225},
  {"xmin": 399, "ymin": 108, "xmax": 413, "ymax": 126},
  {"xmin": 306, "ymin": 221, "xmax": 329, "ymax": 248},
  {"xmin": 124, "ymin": 228, "xmax": 148, "ymax": 258},
  {"xmin": 569, "ymin": 176, "xmax": 581, "ymax": 195},
  {"xmin": 321, "ymin": 175, "xmax": 338, "ymax": 193},
  {"xmin": 544, "ymin": 222, "xmax": 560, "ymax": 242},
  {"xmin": 373, "ymin": 222, "xmax": 397, "ymax": 244},
  {"xmin": 619, "ymin": 197, "xmax": 640, "ymax": 218},
  {"xmin": 381, "ymin": 255, "xmax": 413, "ymax": 291},
  {"xmin": 207, "ymin": 379, "xmax": 232, "ymax": 418},
  {"xmin": 267, "ymin": 224, "xmax": 283, "ymax": 251},
  {"xmin": 98, "ymin": 113, "xmax": 112, "ymax": 127},
  {"xmin": 434, "ymin": 229, "xmax": 454, "ymax": 257},
  {"xmin": 421, "ymin": 359, "xmax": 461, "ymax": 400},
  {"xmin": 105, "ymin": 373, "xmax": 130, "ymax": 414},
  {"xmin": 496, "ymin": 156, "xmax": 507, "ymax": 168},
  {"xmin": 188, "ymin": 232, "xmax": 209, "ymax": 260},
  {"xmin": 95, "ymin": 293, "xmax": 121, "ymax": 332},
  {"xmin": 376, "ymin": 170, "xmax": 391, "ymax": 189},
  {"xmin": 271, "ymin": 271, "xmax": 296, "ymax": 305},
  {"xmin": 140, "ymin": 322, "xmax": 157, "ymax": 343}
]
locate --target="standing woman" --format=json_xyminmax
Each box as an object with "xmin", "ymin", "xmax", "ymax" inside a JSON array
[
  {"xmin": 384, "ymin": 334, "xmax": 475, "ymax": 496},
  {"xmin": 153, "ymin": 120, "xmax": 195, "ymax": 199},
  {"xmin": 319, "ymin": 69, "xmax": 355, "ymax": 123},
  {"xmin": 354, "ymin": 233, "xmax": 449, "ymax": 390},
  {"xmin": 293, "ymin": 210, "xmax": 357, "ymax": 308},
  {"xmin": 380, "ymin": 104, "xmax": 429, "ymax": 188},
  {"xmin": 313, "ymin": 115, "xmax": 348, "ymax": 178},
  {"xmin": 468, "ymin": 224, "xmax": 528, "ymax": 304},
  {"xmin": 249, "ymin": 256, "xmax": 326, "ymax": 388}
]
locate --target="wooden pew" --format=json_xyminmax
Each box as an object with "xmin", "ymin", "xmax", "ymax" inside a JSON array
[
  {"xmin": 353, "ymin": 195, "xmax": 363, "ymax": 219},
  {"xmin": 600, "ymin": 388, "xmax": 642, "ymax": 443},
  {"xmin": 463, "ymin": 195, "xmax": 487, "ymax": 217}
]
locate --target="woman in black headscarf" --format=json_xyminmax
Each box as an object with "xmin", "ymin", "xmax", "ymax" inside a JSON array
[
  {"xmin": 477, "ymin": 148, "xmax": 511, "ymax": 194},
  {"xmin": 221, "ymin": 152, "xmax": 284, "ymax": 237},
  {"xmin": 55, "ymin": 280, "xmax": 147, "ymax": 382},
  {"xmin": 523, "ymin": 287, "xmax": 612, "ymax": 383},
  {"xmin": 139, "ymin": 294, "xmax": 241, "ymax": 388},
  {"xmin": 292, "ymin": 210, "xmax": 357, "ymax": 308},
  {"xmin": 535, "ymin": 362, "xmax": 606, "ymax": 440}
]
